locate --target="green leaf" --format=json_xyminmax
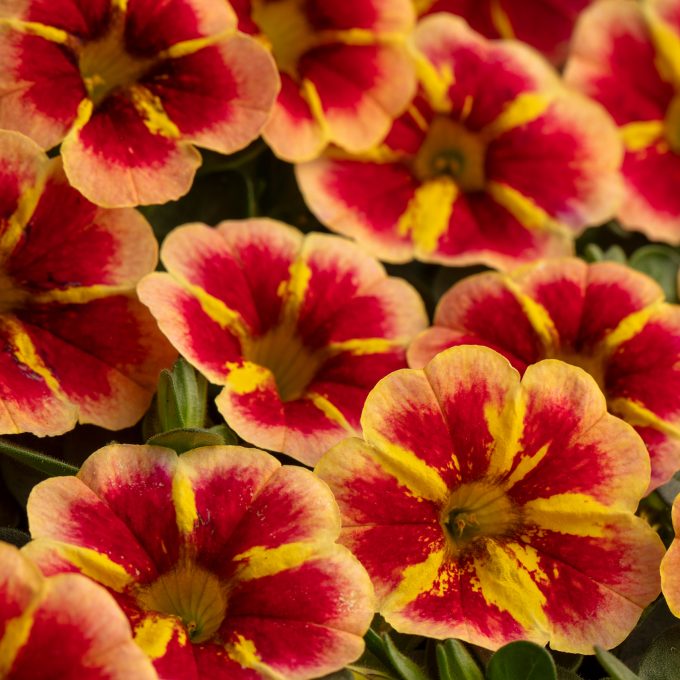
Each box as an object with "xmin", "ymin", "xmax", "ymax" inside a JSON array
[
  {"xmin": 487, "ymin": 641, "xmax": 557, "ymax": 680},
  {"xmin": 638, "ymin": 624, "xmax": 680, "ymax": 679},
  {"xmin": 583, "ymin": 244, "xmax": 627, "ymax": 264},
  {"xmin": 556, "ymin": 668, "xmax": 582, "ymax": 680},
  {"xmin": 435, "ymin": 639, "xmax": 484, "ymax": 680},
  {"xmin": 154, "ymin": 358, "xmax": 208, "ymax": 433},
  {"xmin": 0, "ymin": 437, "xmax": 78, "ymax": 477},
  {"xmin": 628, "ymin": 245, "xmax": 680, "ymax": 302},
  {"xmin": 594, "ymin": 647, "xmax": 640, "ymax": 680},
  {"xmin": 146, "ymin": 428, "xmax": 230, "ymax": 455},
  {"xmin": 381, "ymin": 634, "xmax": 431, "ymax": 680}
]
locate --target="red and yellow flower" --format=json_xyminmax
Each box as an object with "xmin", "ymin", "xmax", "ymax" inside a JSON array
[
  {"xmin": 0, "ymin": 541, "xmax": 157, "ymax": 679},
  {"xmin": 0, "ymin": 0, "xmax": 279, "ymax": 207},
  {"xmin": 22, "ymin": 443, "xmax": 375, "ymax": 679},
  {"xmin": 409, "ymin": 258, "xmax": 680, "ymax": 492},
  {"xmin": 0, "ymin": 130, "xmax": 175, "ymax": 436},
  {"xmin": 228, "ymin": 0, "xmax": 417, "ymax": 162},
  {"xmin": 316, "ymin": 345, "xmax": 664, "ymax": 652},
  {"xmin": 297, "ymin": 14, "xmax": 622, "ymax": 270},
  {"xmin": 137, "ymin": 218, "xmax": 427, "ymax": 465},
  {"xmin": 565, "ymin": 0, "xmax": 680, "ymax": 243},
  {"xmin": 415, "ymin": 0, "xmax": 595, "ymax": 65}
]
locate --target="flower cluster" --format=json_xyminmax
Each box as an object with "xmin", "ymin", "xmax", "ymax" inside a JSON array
[{"xmin": 1, "ymin": 0, "xmax": 680, "ymax": 677}]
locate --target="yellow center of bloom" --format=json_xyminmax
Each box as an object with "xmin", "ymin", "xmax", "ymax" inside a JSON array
[
  {"xmin": 664, "ymin": 94, "xmax": 680, "ymax": 154},
  {"xmin": 136, "ymin": 562, "xmax": 227, "ymax": 644},
  {"xmin": 440, "ymin": 481, "xmax": 519, "ymax": 553},
  {"xmin": 77, "ymin": 15, "xmax": 155, "ymax": 107},
  {"xmin": 241, "ymin": 322, "xmax": 322, "ymax": 402},
  {"xmin": 251, "ymin": 0, "xmax": 316, "ymax": 77},
  {"xmin": 412, "ymin": 117, "xmax": 487, "ymax": 192}
]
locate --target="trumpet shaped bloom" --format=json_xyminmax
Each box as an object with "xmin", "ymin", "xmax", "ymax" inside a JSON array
[
  {"xmin": 0, "ymin": 0, "xmax": 279, "ymax": 207},
  {"xmin": 297, "ymin": 14, "xmax": 621, "ymax": 269},
  {"xmin": 22, "ymin": 444, "xmax": 375, "ymax": 680},
  {"xmin": 415, "ymin": 0, "xmax": 595, "ymax": 65},
  {"xmin": 316, "ymin": 346, "xmax": 664, "ymax": 652},
  {"xmin": 137, "ymin": 218, "xmax": 427, "ymax": 465},
  {"xmin": 229, "ymin": 0, "xmax": 417, "ymax": 162},
  {"xmin": 0, "ymin": 541, "xmax": 157, "ymax": 679},
  {"xmin": 565, "ymin": 0, "xmax": 680, "ymax": 243},
  {"xmin": 0, "ymin": 130, "xmax": 175, "ymax": 436},
  {"xmin": 408, "ymin": 258, "xmax": 680, "ymax": 491}
]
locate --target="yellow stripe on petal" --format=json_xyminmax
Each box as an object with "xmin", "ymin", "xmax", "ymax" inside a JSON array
[
  {"xmin": 0, "ymin": 587, "xmax": 42, "ymax": 676},
  {"xmin": 134, "ymin": 616, "xmax": 184, "ymax": 660},
  {"xmin": 522, "ymin": 494, "xmax": 615, "ymax": 537},
  {"xmin": 413, "ymin": 51, "xmax": 454, "ymax": 114},
  {"xmin": 482, "ymin": 93, "xmax": 550, "ymax": 141},
  {"xmin": 54, "ymin": 544, "xmax": 134, "ymax": 592},
  {"xmin": 130, "ymin": 86, "xmax": 180, "ymax": 139},
  {"xmin": 233, "ymin": 542, "xmax": 318, "ymax": 581},
  {"xmin": 172, "ymin": 468, "xmax": 198, "ymax": 536},
  {"xmin": 609, "ymin": 397, "xmax": 680, "ymax": 437},
  {"xmin": 620, "ymin": 120, "xmax": 665, "ymax": 151},
  {"xmin": 486, "ymin": 181, "xmax": 570, "ymax": 234},
  {"xmin": 2, "ymin": 317, "xmax": 62, "ymax": 397},
  {"xmin": 161, "ymin": 30, "xmax": 235, "ymax": 59},
  {"xmin": 307, "ymin": 393, "xmax": 354, "ymax": 432},
  {"xmin": 226, "ymin": 634, "xmax": 284, "ymax": 680},
  {"xmin": 301, "ymin": 78, "xmax": 331, "ymax": 139},
  {"xmin": 504, "ymin": 277, "xmax": 559, "ymax": 351},
  {"xmin": 397, "ymin": 177, "xmax": 457, "ymax": 255},
  {"xmin": 278, "ymin": 258, "xmax": 312, "ymax": 322},
  {"xmin": 474, "ymin": 541, "xmax": 549, "ymax": 634},
  {"xmin": 484, "ymin": 392, "xmax": 526, "ymax": 479},
  {"xmin": 368, "ymin": 434, "xmax": 450, "ymax": 504},
  {"xmin": 490, "ymin": 0, "xmax": 515, "ymax": 39},
  {"xmin": 383, "ymin": 549, "xmax": 446, "ymax": 613},
  {"xmin": 600, "ymin": 303, "xmax": 662, "ymax": 355},
  {"xmin": 31, "ymin": 285, "xmax": 132, "ymax": 305},
  {"xmin": 0, "ymin": 19, "xmax": 69, "ymax": 43},
  {"xmin": 645, "ymin": 9, "xmax": 680, "ymax": 85},
  {"xmin": 504, "ymin": 444, "xmax": 550, "ymax": 488},
  {"xmin": 225, "ymin": 362, "xmax": 273, "ymax": 394},
  {"xmin": 327, "ymin": 338, "xmax": 399, "ymax": 355}
]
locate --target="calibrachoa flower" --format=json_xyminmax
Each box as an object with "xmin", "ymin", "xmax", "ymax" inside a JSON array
[
  {"xmin": 414, "ymin": 0, "xmax": 595, "ymax": 65},
  {"xmin": 228, "ymin": 0, "xmax": 417, "ymax": 162},
  {"xmin": 316, "ymin": 345, "xmax": 664, "ymax": 652},
  {"xmin": 408, "ymin": 258, "xmax": 680, "ymax": 491},
  {"xmin": 0, "ymin": 0, "xmax": 279, "ymax": 207},
  {"xmin": 0, "ymin": 541, "xmax": 157, "ymax": 679},
  {"xmin": 137, "ymin": 218, "xmax": 427, "ymax": 465},
  {"xmin": 296, "ymin": 14, "xmax": 622, "ymax": 270},
  {"xmin": 0, "ymin": 130, "xmax": 175, "ymax": 436},
  {"xmin": 22, "ymin": 444, "xmax": 375, "ymax": 679},
  {"xmin": 565, "ymin": 0, "xmax": 680, "ymax": 243}
]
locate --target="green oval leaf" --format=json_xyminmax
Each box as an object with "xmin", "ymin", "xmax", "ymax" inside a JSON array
[
  {"xmin": 594, "ymin": 647, "xmax": 640, "ymax": 680},
  {"xmin": 628, "ymin": 245, "xmax": 680, "ymax": 302},
  {"xmin": 436, "ymin": 639, "xmax": 484, "ymax": 680},
  {"xmin": 381, "ymin": 634, "xmax": 430, "ymax": 680},
  {"xmin": 0, "ymin": 438, "xmax": 78, "ymax": 477},
  {"xmin": 147, "ymin": 428, "xmax": 228, "ymax": 455},
  {"xmin": 487, "ymin": 641, "xmax": 557, "ymax": 680},
  {"xmin": 638, "ymin": 624, "xmax": 680, "ymax": 679}
]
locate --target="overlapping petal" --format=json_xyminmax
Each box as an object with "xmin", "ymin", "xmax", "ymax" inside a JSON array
[
  {"xmin": 0, "ymin": 130, "xmax": 175, "ymax": 436},
  {"xmin": 231, "ymin": 0, "xmax": 417, "ymax": 162},
  {"xmin": 316, "ymin": 345, "xmax": 663, "ymax": 651},
  {"xmin": 297, "ymin": 14, "xmax": 621, "ymax": 269},
  {"xmin": 409, "ymin": 258, "xmax": 680, "ymax": 491},
  {"xmin": 137, "ymin": 218, "xmax": 427, "ymax": 465},
  {"xmin": 0, "ymin": 541, "xmax": 157, "ymax": 679},
  {"xmin": 565, "ymin": 0, "xmax": 680, "ymax": 243},
  {"xmin": 416, "ymin": 0, "xmax": 595, "ymax": 65},
  {"xmin": 0, "ymin": 0, "xmax": 279, "ymax": 206},
  {"xmin": 23, "ymin": 443, "xmax": 375, "ymax": 679},
  {"xmin": 661, "ymin": 493, "xmax": 680, "ymax": 617}
]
